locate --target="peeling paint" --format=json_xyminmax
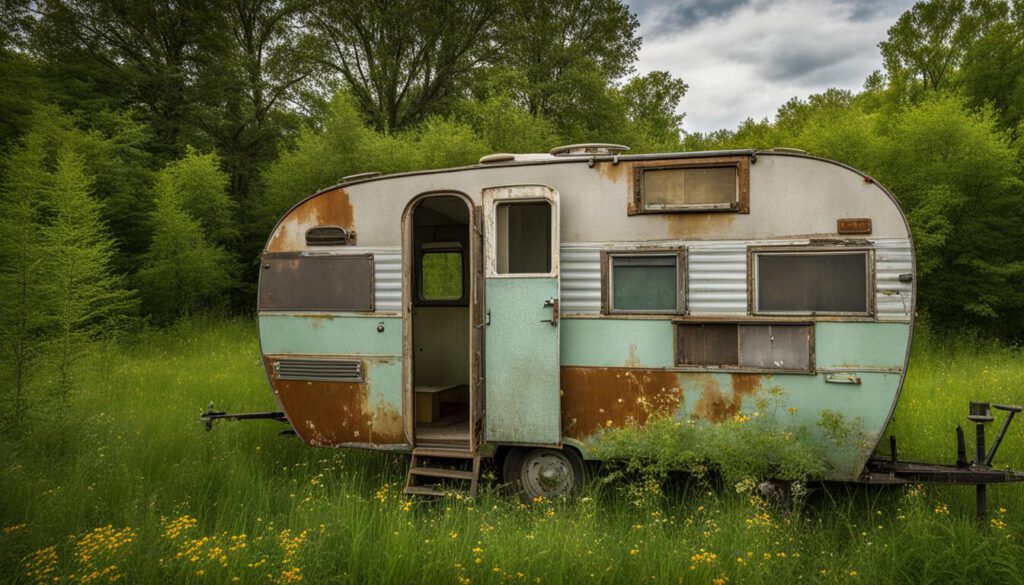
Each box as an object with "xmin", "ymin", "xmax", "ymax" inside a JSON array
[
  {"xmin": 690, "ymin": 373, "xmax": 765, "ymax": 423},
  {"xmin": 560, "ymin": 366, "xmax": 684, "ymax": 440},
  {"xmin": 267, "ymin": 188, "xmax": 355, "ymax": 253},
  {"xmin": 264, "ymin": 356, "xmax": 403, "ymax": 446}
]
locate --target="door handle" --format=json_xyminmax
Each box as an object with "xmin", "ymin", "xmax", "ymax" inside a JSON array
[{"xmin": 540, "ymin": 298, "xmax": 559, "ymax": 327}]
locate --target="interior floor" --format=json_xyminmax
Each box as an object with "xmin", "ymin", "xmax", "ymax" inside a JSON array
[{"xmin": 411, "ymin": 195, "xmax": 472, "ymax": 448}]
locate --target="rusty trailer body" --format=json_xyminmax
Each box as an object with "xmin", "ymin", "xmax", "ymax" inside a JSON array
[{"xmin": 253, "ymin": 146, "xmax": 926, "ymax": 497}]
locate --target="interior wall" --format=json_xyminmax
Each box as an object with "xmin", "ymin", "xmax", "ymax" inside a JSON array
[{"xmin": 412, "ymin": 306, "xmax": 469, "ymax": 386}]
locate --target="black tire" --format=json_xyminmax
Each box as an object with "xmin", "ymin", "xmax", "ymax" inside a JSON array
[{"xmin": 502, "ymin": 447, "xmax": 584, "ymax": 503}]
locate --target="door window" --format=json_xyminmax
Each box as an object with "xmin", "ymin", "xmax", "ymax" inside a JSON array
[{"xmin": 495, "ymin": 201, "xmax": 552, "ymax": 274}]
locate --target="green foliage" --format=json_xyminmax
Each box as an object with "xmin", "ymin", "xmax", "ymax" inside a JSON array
[
  {"xmin": 1, "ymin": 320, "xmax": 1022, "ymax": 583},
  {"xmin": 136, "ymin": 182, "xmax": 235, "ymax": 323},
  {"xmin": 593, "ymin": 388, "xmax": 852, "ymax": 487},
  {"xmin": 154, "ymin": 146, "xmax": 238, "ymax": 246},
  {"xmin": 41, "ymin": 150, "xmax": 137, "ymax": 402}
]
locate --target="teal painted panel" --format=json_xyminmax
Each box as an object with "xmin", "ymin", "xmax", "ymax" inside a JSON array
[
  {"xmin": 366, "ymin": 358, "xmax": 403, "ymax": 416},
  {"xmin": 485, "ymin": 277, "xmax": 560, "ymax": 444},
  {"xmin": 259, "ymin": 314, "xmax": 402, "ymax": 356},
  {"xmin": 560, "ymin": 318, "xmax": 675, "ymax": 367},
  {"xmin": 815, "ymin": 322, "xmax": 910, "ymax": 369}
]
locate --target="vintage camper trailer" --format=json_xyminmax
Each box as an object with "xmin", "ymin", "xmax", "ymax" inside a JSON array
[{"xmin": 206, "ymin": 144, "xmax": 1022, "ymax": 503}]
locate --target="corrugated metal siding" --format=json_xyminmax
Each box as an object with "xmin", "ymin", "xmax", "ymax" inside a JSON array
[
  {"xmin": 561, "ymin": 248, "xmax": 602, "ymax": 312},
  {"xmin": 687, "ymin": 243, "xmax": 749, "ymax": 315},
  {"xmin": 561, "ymin": 239, "xmax": 913, "ymax": 321},
  {"xmin": 873, "ymin": 239, "xmax": 913, "ymax": 321},
  {"xmin": 373, "ymin": 250, "xmax": 402, "ymax": 312}
]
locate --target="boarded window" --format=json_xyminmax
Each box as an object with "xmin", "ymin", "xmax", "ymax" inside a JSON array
[
  {"xmin": 755, "ymin": 251, "xmax": 870, "ymax": 314},
  {"xmin": 496, "ymin": 201, "xmax": 552, "ymax": 274},
  {"xmin": 259, "ymin": 253, "xmax": 373, "ymax": 311},
  {"xmin": 606, "ymin": 252, "xmax": 684, "ymax": 313},
  {"xmin": 738, "ymin": 324, "xmax": 811, "ymax": 370},
  {"xmin": 633, "ymin": 157, "xmax": 749, "ymax": 214},
  {"xmin": 677, "ymin": 322, "xmax": 812, "ymax": 371},
  {"xmin": 679, "ymin": 323, "xmax": 738, "ymax": 366},
  {"xmin": 421, "ymin": 251, "xmax": 463, "ymax": 301}
]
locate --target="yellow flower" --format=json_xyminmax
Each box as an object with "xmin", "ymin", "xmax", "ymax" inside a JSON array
[
  {"xmin": 788, "ymin": 407, "xmax": 798, "ymax": 414},
  {"xmin": 849, "ymin": 570, "xmax": 859, "ymax": 577},
  {"xmin": 629, "ymin": 549, "xmax": 640, "ymax": 555}
]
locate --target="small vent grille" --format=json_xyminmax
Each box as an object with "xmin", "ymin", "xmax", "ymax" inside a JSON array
[
  {"xmin": 274, "ymin": 359, "xmax": 363, "ymax": 382},
  {"xmin": 306, "ymin": 225, "xmax": 351, "ymax": 246}
]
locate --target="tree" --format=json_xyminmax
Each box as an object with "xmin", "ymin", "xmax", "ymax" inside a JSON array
[
  {"xmin": 154, "ymin": 147, "xmax": 239, "ymax": 246},
  {"xmin": 136, "ymin": 188, "xmax": 235, "ymax": 323},
  {"xmin": 311, "ymin": 0, "xmax": 501, "ymax": 132},
  {"xmin": 42, "ymin": 150, "xmax": 137, "ymax": 406},
  {"xmin": 874, "ymin": 96, "xmax": 1024, "ymax": 334},
  {"xmin": 0, "ymin": 131, "xmax": 52, "ymax": 424},
  {"xmin": 879, "ymin": 0, "xmax": 1006, "ymax": 99},
  {"xmin": 959, "ymin": 7, "xmax": 1024, "ymax": 130},
  {"xmin": 487, "ymin": 0, "xmax": 640, "ymax": 137},
  {"xmin": 620, "ymin": 70, "xmax": 688, "ymax": 152}
]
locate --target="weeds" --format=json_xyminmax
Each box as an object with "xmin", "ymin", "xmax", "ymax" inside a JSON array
[{"xmin": 0, "ymin": 318, "xmax": 1021, "ymax": 584}]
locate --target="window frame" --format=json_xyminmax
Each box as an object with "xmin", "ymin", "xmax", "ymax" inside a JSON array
[
  {"xmin": 416, "ymin": 244, "xmax": 468, "ymax": 306},
  {"xmin": 601, "ymin": 248, "xmax": 687, "ymax": 315},
  {"xmin": 630, "ymin": 156, "xmax": 751, "ymax": 215},
  {"xmin": 748, "ymin": 246, "xmax": 875, "ymax": 318},
  {"xmin": 673, "ymin": 319, "xmax": 816, "ymax": 374}
]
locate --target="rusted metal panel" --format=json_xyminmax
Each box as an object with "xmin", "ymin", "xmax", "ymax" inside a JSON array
[
  {"xmin": 267, "ymin": 187, "xmax": 355, "ymax": 252},
  {"xmin": 560, "ymin": 366, "xmax": 684, "ymax": 439},
  {"xmin": 259, "ymin": 253, "xmax": 374, "ymax": 312},
  {"xmin": 264, "ymin": 356, "xmax": 404, "ymax": 447}
]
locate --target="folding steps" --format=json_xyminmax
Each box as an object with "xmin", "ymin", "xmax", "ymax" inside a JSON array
[{"xmin": 404, "ymin": 447, "xmax": 481, "ymax": 497}]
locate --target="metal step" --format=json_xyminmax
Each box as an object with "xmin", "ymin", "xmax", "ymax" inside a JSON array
[{"xmin": 409, "ymin": 466, "xmax": 476, "ymax": 480}]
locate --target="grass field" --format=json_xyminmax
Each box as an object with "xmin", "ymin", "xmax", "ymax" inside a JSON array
[{"xmin": 1, "ymin": 319, "xmax": 1022, "ymax": 584}]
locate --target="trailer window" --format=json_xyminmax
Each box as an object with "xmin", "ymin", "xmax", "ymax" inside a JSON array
[
  {"xmin": 603, "ymin": 250, "xmax": 685, "ymax": 313},
  {"xmin": 677, "ymin": 322, "xmax": 812, "ymax": 371},
  {"xmin": 421, "ymin": 251, "xmax": 463, "ymax": 301},
  {"xmin": 754, "ymin": 250, "xmax": 871, "ymax": 315},
  {"xmin": 632, "ymin": 157, "xmax": 749, "ymax": 214},
  {"xmin": 496, "ymin": 201, "xmax": 552, "ymax": 274}
]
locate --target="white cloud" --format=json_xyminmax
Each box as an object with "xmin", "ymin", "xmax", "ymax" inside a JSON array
[{"xmin": 627, "ymin": 0, "xmax": 915, "ymax": 133}]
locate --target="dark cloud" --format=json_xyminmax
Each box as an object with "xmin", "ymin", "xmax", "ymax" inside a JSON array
[
  {"xmin": 629, "ymin": 0, "xmax": 751, "ymax": 37},
  {"xmin": 756, "ymin": 45, "xmax": 858, "ymax": 82}
]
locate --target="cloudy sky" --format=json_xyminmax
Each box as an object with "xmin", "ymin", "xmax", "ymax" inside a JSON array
[{"xmin": 625, "ymin": 0, "xmax": 917, "ymax": 133}]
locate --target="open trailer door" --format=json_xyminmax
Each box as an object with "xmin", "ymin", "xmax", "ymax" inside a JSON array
[{"xmin": 482, "ymin": 185, "xmax": 561, "ymax": 445}]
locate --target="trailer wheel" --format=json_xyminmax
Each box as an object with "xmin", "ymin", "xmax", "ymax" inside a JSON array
[{"xmin": 503, "ymin": 447, "xmax": 583, "ymax": 502}]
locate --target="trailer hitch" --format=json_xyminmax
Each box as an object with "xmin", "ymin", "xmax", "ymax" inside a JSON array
[
  {"xmin": 200, "ymin": 402, "xmax": 289, "ymax": 431},
  {"xmin": 867, "ymin": 401, "xmax": 1024, "ymax": 525}
]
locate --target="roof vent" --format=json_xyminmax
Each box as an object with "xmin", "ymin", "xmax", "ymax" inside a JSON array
[
  {"xmin": 549, "ymin": 143, "xmax": 630, "ymax": 157},
  {"xmin": 479, "ymin": 153, "xmax": 516, "ymax": 164},
  {"xmin": 341, "ymin": 171, "xmax": 380, "ymax": 182}
]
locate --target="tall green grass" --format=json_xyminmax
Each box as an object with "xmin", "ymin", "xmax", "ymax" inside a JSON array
[{"xmin": 1, "ymin": 319, "xmax": 1022, "ymax": 584}]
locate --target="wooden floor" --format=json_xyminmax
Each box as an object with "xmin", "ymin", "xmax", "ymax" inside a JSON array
[{"xmin": 416, "ymin": 412, "xmax": 470, "ymax": 444}]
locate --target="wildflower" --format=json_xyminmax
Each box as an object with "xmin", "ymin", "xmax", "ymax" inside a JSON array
[
  {"xmin": 629, "ymin": 549, "xmax": 640, "ymax": 555},
  {"xmin": 713, "ymin": 578, "xmax": 728, "ymax": 585},
  {"xmin": 472, "ymin": 547, "xmax": 483, "ymax": 555},
  {"xmin": 450, "ymin": 531, "xmax": 459, "ymax": 539},
  {"xmin": 788, "ymin": 407, "xmax": 798, "ymax": 414},
  {"xmin": 849, "ymin": 570, "xmax": 859, "ymax": 577},
  {"xmin": 934, "ymin": 503, "xmax": 950, "ymax": 515}
]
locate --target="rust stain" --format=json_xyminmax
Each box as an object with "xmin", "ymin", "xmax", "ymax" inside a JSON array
[
  {"xmin": 595, "ymin": 161, "xmax": 629, "ymax": 184},
  {"xmin": 625, "ymin": 343, "xmax": 641, "ymax": 367},
  {"xmin": 560, "ymin": 366, "xmax": 683, "ymax": 440},
  {"xmin": 690, "ymin": 373, "xmax": 765, "ymax": 423},
  {"xmin": 267, "ymin": 188, "xmax": 355, "ymax": 252},
  {"xmin": 263, "ymin": 356, "xmax": 402, "ymax": 446},
  {"xmin": 665, "ymin": 212, "xmax": 737, "ymax": 240}
]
